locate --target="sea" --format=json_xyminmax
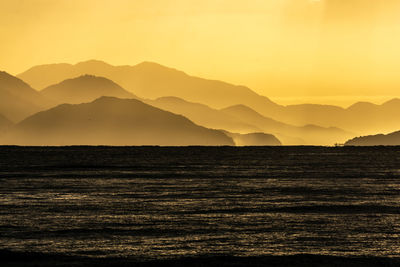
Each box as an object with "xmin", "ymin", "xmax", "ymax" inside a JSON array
[{"xmin": 0, "ymin": 146, "xmax": 400, "ymax": 265}]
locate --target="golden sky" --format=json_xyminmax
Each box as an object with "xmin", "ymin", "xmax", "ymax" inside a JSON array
[{"xmin": 1, "ymin": 0, "xmax": 400, "ymax": 106}]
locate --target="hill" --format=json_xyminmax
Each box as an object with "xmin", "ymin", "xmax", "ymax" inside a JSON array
[
  {"xmin": 41, "ymin": 75, "xmax": 136, "ymax": 104},
  {"xmin": 345, "ymin": 131, "xmax": 400, "ymax": 146},
  {"xmin": 0, "ymin": 71, "xmax": 51, "ymax": 122},
  {"xmin": 1, "ymin": 97, "xmax": 234, "ymax": 146}
]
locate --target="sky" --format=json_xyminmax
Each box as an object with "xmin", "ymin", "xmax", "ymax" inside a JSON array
[{"xmin": 1, "ymin": 0, "xmax": 400, "ymax": 106}]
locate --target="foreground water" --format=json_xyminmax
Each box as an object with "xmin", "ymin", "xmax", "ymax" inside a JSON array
[{"xmin": 0, "ymin": 146, "xmax": 400, "ymax": 261}]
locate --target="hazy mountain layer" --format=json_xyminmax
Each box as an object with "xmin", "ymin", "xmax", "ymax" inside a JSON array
[
  {"xmin": 267, "ymin": 100, "xmax": 400, "ymax": 134},
  {"xmin": 222, "ymin": 105, "xmax": 353, "ymax": 145},
  {"xmin": 0, "ymin": 71, "xmax": 52, "ymax": 122},
  {"xmin": 145, "ymin": 96, "xmax": 261, "ymax": 134},
  {"xmin": 17, "ymin": 60, "xmax": 400, "ymax": 135},
  {"xmin": 345, "ymin": 131, "xmax": 400, "ymax": 146},
  {"xmin": 1, "ymin": 97, "xmax": 234, "ymax": 146},
  {"xmin": 41, "ymin": 75, "xmax": 136, "ymax": 104},
  {"xmin": 18, "ymin": 60, "xmax": 280, "ymax": 111},
  {"xmin": 146, "ymin": 97, "xmax": 347, "ymax": 145}
]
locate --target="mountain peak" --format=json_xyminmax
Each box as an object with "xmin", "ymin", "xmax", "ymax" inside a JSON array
[
  {"xmin": 155, "ymin": 96, "xmax": 189, "ymax": 103},
  {"xmin": 63, "ymin": 74, "xmax": 116, "ymax": 83},
  {"xmin": 75, "ymin": 59, "xmax": 112, "ymax": 68},
  {"xmin": 41, "ymin": 75, "xmax": 135, "ymax": 104},
  {"xmin": 3, "ymin": 96, "xmax": 234, "ymax": 146},
  {"xmin": 0, "ymin": 72, "xmax": 51, "ymax": 122},
  {"xmin": 382, "ymin": 98, "xmax": 400, "ymax": 107},
  {"xmin": 136, "ymin": 61, "xmax": 163, "ymax": 67},
  {"xmin": 134, "ymin": 61, "xmax": 187, "ymax": 76},
  {"xmin": 347, "ymin": 101, "xmax": 378, "ymax": 110},
  {"xmin": 0, "ymin": 70, "xmax": 31, "ymax": 88},
  {"xmin": 18, "ymin": 60, "xmax": 279, "ymax": 110},
  {"xmin": 0, "ymin": 70, "xmax": 12, "ymax": 77},
  {"xmin": 222, "ymin": 104, "xmax": 261, "ymax": 116},
  {"xmin": 92, "ymin": 95, "xmax": 137, "ymax": 103},
  {"xmin": 45, "ymin": 74, "xmax": 124, "ymax": 89}
]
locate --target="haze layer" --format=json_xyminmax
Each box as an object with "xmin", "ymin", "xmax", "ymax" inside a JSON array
[{"xmin": 2, "ymin": 0, "xmax": 400, "ymax": 105}]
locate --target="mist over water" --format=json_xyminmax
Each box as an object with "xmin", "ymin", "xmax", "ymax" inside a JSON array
[{"xmin": 1, "ymin": 146, "xmax": 400, "ymax": 260}]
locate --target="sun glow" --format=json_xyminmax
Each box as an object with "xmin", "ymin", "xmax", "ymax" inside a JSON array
[{"xmin": 1, "ymin": 0, "xmax": 400, "ymax": 104}]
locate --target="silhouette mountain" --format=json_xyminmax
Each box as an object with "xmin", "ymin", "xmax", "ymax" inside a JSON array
[
  {"xmin": 345, "ymin": 130, "xmax": 400, "ymax": 146},
  {"xmin": 18, "ymin": 60, "xmax": 280, "ymax": 111},
  {"xmin": 145, "ymin": 96, "xmax": 261, "ymax": 134},
  {"xmin": 41, "ymin": 75, "xmax": 136, "ymax": 104},
  {"xmin": 222, "ymin": 131, "xmax": 281, "ymax": 146},
  {"xmin": 0, "ymin": 71, "xmax": 52, "ymax": 122},
  {"xmin": 2, "ymin": 97, "xmax": 234, "ymax": 146},
  {"xmin": 222, "ymin": 104, "xmax": 353, "ymax": 145},
  {"xmin": 344, "ymin": 99, "xmax": 400, "ymax": 133},
  {"xmin": 17, "ymin": 60, "xmax": 400, "ymax": 134}
]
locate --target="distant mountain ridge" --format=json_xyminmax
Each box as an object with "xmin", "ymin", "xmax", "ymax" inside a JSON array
[
  {"xmin": 41, "ymin": 75, "xmax": 136, "ymax": 104},
  {"xmin": 145, "ymin": 96, "xmax": 261, "ymax": 134},
  {"xmin": 0, "ymin": 71, "xmax": 52, "ymax": 122},
  {"xmin": 1, "ymin": 97, "xmax": 234, "ymax": 146},
  {"xmin": 17, "ymin": 59, "xmax": 280, "ymax": 112},
  {"xmin": 145, "ymin": 96, "xmax": 354, "ymax": 145},
  {"xmin": 268, "ymin": 99, "xmax": 400, "ymax": 134},
  {"xmin": 345, "ymin": 130, "xmax": 400, "ymax": 146},
  {"xmin": 221, "ymin": 104, "xmax": 353, "ymax": 145},
  {"xmin": 17, "ymin": 60, "xmax": 400, "ymax": 134}
]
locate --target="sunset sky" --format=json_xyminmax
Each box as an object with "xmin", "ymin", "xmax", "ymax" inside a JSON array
[{"xmin": 1, "ymin": 0, "xmax": 400, "ymax": 106}]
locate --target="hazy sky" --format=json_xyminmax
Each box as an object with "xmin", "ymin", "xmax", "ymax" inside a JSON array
[{"xmin": 1, "ymin": 0, "xmax": 400, "ymax": 105}]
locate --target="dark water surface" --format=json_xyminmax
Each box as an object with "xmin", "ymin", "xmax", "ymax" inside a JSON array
[{"xmin": 1, "ymin": 146, "xmax": 400, "ymax": 262}]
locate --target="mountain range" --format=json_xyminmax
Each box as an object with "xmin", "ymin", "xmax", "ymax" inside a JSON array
[
  {"xmin": 146, "ymin": 97, "xmax": 352, "ymax": 145},
  {"xmin": 276, "ymin": 100, "xmax": 400, "ymax": 134},
  {"xmin": 221, "ymin": 104, "xmax": 353, "ymax": 145},
  {"xmin": 18, "ymin": 60, "xmax": 400, "ymax": 135},
  {"xmin": 18, "ymin": 60, "xmax": 280, "ymax": 114},
  {"xmin": 2, "ymin": 97, "xmax": 234, "ymax": 146},
  {"xmin": 145, "ymin": 97, "xmax": 262, "ymax": 134},
  {"xmin": 0, "ymin": 59, "xmax": 398, "ymax": 146}
]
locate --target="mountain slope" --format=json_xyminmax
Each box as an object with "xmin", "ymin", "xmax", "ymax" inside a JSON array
[
  {"xmin": 0, "ymin": 114, "xmax": 12, "ymax": 134},
  {"xmin": 145, "ymin": 96, "xmax": 261, "ymax": 133},
  {"xmin": 18, "ymin": 60, "xmax": 400, "ymax": 135},
  {"xmin": 345, "ymin": 130, "xmax": 400, "ymax": 146},
  {"xmin": 41, "ymin": 75, "xmax": 136, "ymax": 104},
  {"xmin": 1, "ymin": 97, "xmax": 234, "ymax": 146},
  {"xmin": 222, "ymin": 104, "xmax": 353, "ymax": 145},
  {"xmin": 0, "ymin": 71, "xmax": 52, "ymax": 122},
  {"xmin": 18, "ymin": 60, "xmax": 280, "ymax": 111},
  {"xmin": 259, "ymin": 100, "xmax": 400, "ymax": 134}
]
